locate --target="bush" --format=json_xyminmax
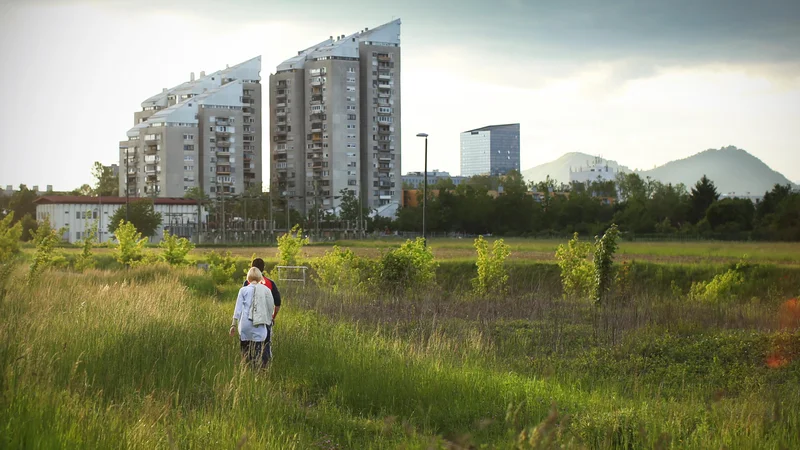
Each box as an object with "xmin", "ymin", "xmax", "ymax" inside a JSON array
[
  {"xmin": 689, "ymin": 267, "xmax": 745, "ymax": 304},
  {"xmin": 313, "ymin": 246, "xmax": 372, "ymax": 294},
  {"xmin": 277, "ymin": 225, "xmax": 309, "ymax": 267},
  {"xmin": 159, "ymin": 230, "xmax": 195, "ymax": 266},
  {"xmin": 554, "ymin": 233, "xmax": 594, "ymax": 299},
  {"xmin": 0, "ymin": 213, "xmax": 23, "ymax": 263},
  {"xmin": 74, "ymin": 222, "xmax": 98, "ymax": 271},
  {"xmin": 472, "ymin": 236, "xmax": 510, "ymax": 296},
  {"xmin": 29, "ymin": 217, "xmax": 67, "ymax": 275},
  {"xmin": 206, "ymin": 251, "xmax": 237, "ymax": 287},
  {"xmin": 378, "ymin": 237, "xmax": 438, "ymax": 293},
  {"xmin": 113, "ymin": 220, "xmax": 148, "ymax": 267}
]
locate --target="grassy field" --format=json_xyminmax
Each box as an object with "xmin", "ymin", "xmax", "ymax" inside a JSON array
[
  {"xmin": 49, "ymin": 238, "xmax": 800, "ymax": 266},
  {"xmin": 2, "ymin": 256, "xmax": 799, "ymax": 448}
]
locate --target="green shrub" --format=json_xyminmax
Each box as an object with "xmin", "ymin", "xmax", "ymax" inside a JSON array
[
  {"xmin": 554, "ymin": 233, "xmax": 594, "ymax": 299},
  {"xmin": 0, "ymin": 212, "xmax": 23, "ymax": 263},
  {"xmin": 159, "ymin": 230, "xmax": 195, "ymax": 266},
  {"xmin": 689, "ymin": 268, "xmax": 745, "ymax": 304},
  {"xmin": 472, "ymin": 236, "xmax": 510, "ymax": 296},
  {"xmin": 313, "ymin": 246, "xmax": 366, "ymax": 294},
  {"xmin": 206, "ymin": 250, "xmax": 237, "ymax": 287},
  {"xmin": 113, "ymin": 220, "xmax": 148, "ymax": 267},
  {"xmin": 277, "ymin": 225, "xmax": 309, "ymax": 267},
  {"xmin": 28, "ymin": 217, "xmax": 67, "ymax": 280},
  {"xmin": 378, "ymin": 237, "xmax": 437, "ymax": 293},
  {"xmin": 74, "ymin": 222, "xmax": 98, "ymax": 271}
]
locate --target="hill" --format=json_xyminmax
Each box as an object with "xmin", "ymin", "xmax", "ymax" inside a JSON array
[
  {"xmin": 521, "ymin": 152, "xmax": 630, "ymax": 184},
  {"xmin": 641, "ymin": 146, "xmax": 796, "ymax": 194}
]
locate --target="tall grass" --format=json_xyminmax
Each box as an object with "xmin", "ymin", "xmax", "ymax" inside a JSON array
[{"xmin": 1, "ymin": 263, "xmax": 799, "ymax": 448}]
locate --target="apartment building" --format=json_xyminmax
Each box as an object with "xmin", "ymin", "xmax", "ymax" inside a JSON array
[
  {"xmin": 460, "ymin": 123, "xmax": 521, "ymax": 177},
  {"xmin": 269, "ymin": 19, "xmax": 401, "ymax": 215},
  {"xmin": 119, "ymin": 57, "xmax": 262, "ymax": 199}
]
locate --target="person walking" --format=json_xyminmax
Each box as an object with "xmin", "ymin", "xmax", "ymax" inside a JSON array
[
  {"xmin": 243, "ymin": 258, "xmax": 281, "ymax": 322},
  {"xmin": 230, "ymin": 267, "xmax": 276, "ymax": 368}
]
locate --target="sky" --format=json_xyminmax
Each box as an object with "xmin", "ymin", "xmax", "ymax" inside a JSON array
[{"xmin": 0, "ymin": 0, "xmax": 799, "ymax": 191}]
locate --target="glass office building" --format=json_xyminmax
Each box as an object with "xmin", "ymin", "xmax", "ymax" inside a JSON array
[{"xmin": 460, "ymin": 123, "xmax": 520, "ymax": 177}]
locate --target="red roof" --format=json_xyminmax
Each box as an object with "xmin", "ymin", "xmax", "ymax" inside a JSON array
[{"xmin": 34, "ymin": 196, "xmax": 200, "ymax": 206}]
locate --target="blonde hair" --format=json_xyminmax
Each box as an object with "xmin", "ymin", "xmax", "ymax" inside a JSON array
[{"xmin": 246, "ymin": 267, "xmax": 263, "ymax": 284}]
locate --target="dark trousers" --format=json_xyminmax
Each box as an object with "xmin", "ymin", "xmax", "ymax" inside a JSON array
[{"xmin": 239, "ymin": 325, "xmax": 272, "ymax": 368}]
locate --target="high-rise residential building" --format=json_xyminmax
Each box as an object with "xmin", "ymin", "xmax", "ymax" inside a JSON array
[
  {"xmin": 460, "ymin": 123, "xmax": 520, "ymax": 177},
  {"xmin": 119, "ymin": 57, "xmax": 262, "ymax": 199},
  {"xmin": 269, "ymin": 20, "xmax": 401, "ymax": 215}
]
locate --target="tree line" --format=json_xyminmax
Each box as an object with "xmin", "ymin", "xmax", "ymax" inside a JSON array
[{"xmin": 393, "ymin": 171, "xmax": 800, "ymax": 241}]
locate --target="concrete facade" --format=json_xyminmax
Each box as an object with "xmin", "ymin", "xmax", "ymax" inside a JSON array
[
  {"xmin": 119, "ymin": 57, "xmax": 262, "ymax": 200},
  {"xmin": 269, "ymin": 20, "xmax": 401, "ymax": 216}
]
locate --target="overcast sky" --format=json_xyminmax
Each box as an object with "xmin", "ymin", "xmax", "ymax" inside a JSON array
[{"xmin": 1, "ymin": 0, "xmax": 799, "ymax": 190}]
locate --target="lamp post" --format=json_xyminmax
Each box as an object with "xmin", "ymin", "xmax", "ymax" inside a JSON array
[{"xmin": 416, "ymin": 133, "xmax": 428, "ymax": 245}]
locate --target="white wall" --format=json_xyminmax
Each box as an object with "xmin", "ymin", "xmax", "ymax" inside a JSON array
[{"xmin": 36, "ymin": 202, "xmax": 207, "ymax": 244}]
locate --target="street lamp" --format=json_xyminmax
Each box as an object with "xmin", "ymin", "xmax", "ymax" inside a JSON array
[{"xmin": 416, "ymin": 133, "xmax": 428, "ymax": 245}]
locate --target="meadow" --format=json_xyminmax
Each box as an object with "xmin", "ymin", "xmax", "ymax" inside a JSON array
[{"xmin": 2, "ymin": 238, "xmax": 800, "ymax": 448}]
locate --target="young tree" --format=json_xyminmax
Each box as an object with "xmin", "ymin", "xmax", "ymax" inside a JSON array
[
  {"xmin": 28, "ymin": 216, "xmax": 67, "ymax": 279},
  {"xmin": 75, "ymin": 221, "xmax": 98, "ymax": 271},
  {"xmin": 70, "ymin": 184, "xmax": 94, "ymax": 196},
  {"xmin": 92, "ymin": 162, "xmax": 119, "ymax": 196},
  {"xmin": 338, "ymin": 188, "xmax": 369, "ymax": 224},
  {"xmin": 689, "ymin": 175, "xmax": 720, "ymax": 224},
  {"xmin": 0, "ymin": 213, "xmax": 23, "ymax": 263},
  {"xmin": 108, "ymin": 199, "xmax": 162, "ymax": 237},
  {"xmin": 113, "ymin": 220, "xmax": 148, "ymax": 267},
  {"xmin": 159, "ymin": 230, "xmax": 195, "ymax": 266}
]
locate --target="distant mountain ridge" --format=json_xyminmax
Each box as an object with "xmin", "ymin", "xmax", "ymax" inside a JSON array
[
  {"xmin": 521, "ymin": 152, "xmax": 630, "ymax": 185},
  {"xmin": 522, "ymin": 146, "xmax": 797, "ymax": 194}
]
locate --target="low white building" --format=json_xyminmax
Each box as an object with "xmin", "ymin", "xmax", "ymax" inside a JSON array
[
  {"xmin": 34, "ymin": 196, "xmax": 207, "ymax": 244},
  {"xmin": 568, "ymin": 160, "xmax": 620, "ymax": 185}
]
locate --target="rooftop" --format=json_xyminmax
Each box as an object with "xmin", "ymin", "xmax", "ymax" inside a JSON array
[
  {"xmin": 462, "ymin": 123, "xmax": 520, "ymax": 133},
  {"xmin": 35, "ymin": 196, "xmax": 200, "ymax": 206}
]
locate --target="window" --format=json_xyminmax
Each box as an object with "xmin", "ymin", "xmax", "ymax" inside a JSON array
[
  {"xmin": 347, "ymin": 114, "xmax": 356, "ymax": 120},
  {"xmin": 346, "ymin": 152, "xmax": 357, "ymax": 157},
  {"xmin": 346, "ymin": 105, "xmax": 356, "ymax": 111},
  {"xmin": 347, "ymin": 67, "xmax": 356, "ymax": 73},
  {"xmin": 347, "ymin": 144, "xmax": 356, "ymax": 148},
  {"xmin": 346, "ymin": 96, "xmax": 355, "ymax": 102},
  {"xmin": 183, "ymin": 134, "xmax": 194, "ymax": 140},
  {"xmin": 347, "ymin": 124, "xmax": 356, "ymax": 129},
  {"xmin": 347, "ymin": 162, "xmax": 357, "ymax": 167},
  {"xmin": 348, "ymin": 180, "xmax": 357, "ymax": 186},
  {"xmin": 347, "ymin": 134, "xmax": 356, "ymax": 139},
  {"xmin": 184, "ymin": 155, "xmax": 194, "ymax": 161},
  {"xmin": 346, "ymin": 86, "xmax": 356, "ymax": 92},
  {"xmin": 347, "ymin": 77, "xmax": 356, "ymax": 83}
]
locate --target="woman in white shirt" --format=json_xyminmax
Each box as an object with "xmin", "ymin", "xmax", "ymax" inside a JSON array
[{"xmin": 229, "ymin": 267, "xmax": 275, "ymax": 368}]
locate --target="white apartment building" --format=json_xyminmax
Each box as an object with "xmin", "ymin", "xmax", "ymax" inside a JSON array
[
  {"xmin": 269, "ymin": 20, "xmax": 401, "ymax": 215},
  {"xmin": 119, "ymin": 57, "xmax": 263, "ymax": 199},
  {"xmin": 34, "ymin": 196, "xmax": 206, "ymax": 244}
]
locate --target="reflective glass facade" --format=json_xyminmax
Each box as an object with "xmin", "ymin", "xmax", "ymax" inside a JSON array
[{"xmin": 460, "ymin": 124, "xmax": 520, "ymax": 176}]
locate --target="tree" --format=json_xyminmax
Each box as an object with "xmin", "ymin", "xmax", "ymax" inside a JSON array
[
  {"xmin": 689, "ymin": 175, "xmax": 720, "ymax": 224},
  {"xmin": 705, "ymin": 198, "xmax": 755, "ymax": 232},
  {"xmin": 0, "ymin": 213, "xmax": 23, "ymax": 263},
  {"xmin": 70, "ymin": 184, "xmax": 94, "ymax": 196},
  {"xmin": 159, "ymin": 230, "xmax": 195, "ymax": 266},
  {"xmin": 113, "ymin": 220, "xmax": 148, "ymax": 267},
  {"xmin": 7, "ymin": 185, "xmax": 38, "ymax": 224},
  {"xmin": 338, "ymin": 188, "xmax": 369, "ymax": 224},
  {"xmin": 28, "ymin": 216, "xmax": 67, "ymax": 280},
  {"xmin": 92, "ymin": 162, "xmax": 119, "ymax": 196},
  {"xmin": 108, "ymin": 199, "xmax": 162, "ymax": 237}
]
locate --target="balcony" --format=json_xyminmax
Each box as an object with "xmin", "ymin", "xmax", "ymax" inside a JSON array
[
  {"xmin": 217, "ymin": 140, "xmax": 231, "ymax": 148},
  {"xmin": 145, "ymin": 138, "xmax": 159, "ymax": 145},
  {"xmin": 378, "ymin": 127, "xmax": 390, "ymax": 135},
  {"xmin": 377, "ymin": 54, "xmax": 391, "ymax": 62},
  {"xmin": 378, "ymin": 83, "xmax": 391, "ymax": 90},
  {"xmin": 311, "ymin": 133, "xmax": 322, "ymax": 142},
  {"xmin": 310, "ymin": 122, "xmax": 323, "ymax": 132},
  {"xmin": 310, "ymin": 79, "xmax": 325, "ymax": 87},
  {"xmin": 216, "ymin": 166, "xmax": 231, "ymax": 175},
  {"xmin": 277, "ymin": 80, "xmax": 288, "ymax": 88},
  {"xmin": 378, "ymin": 73, "xmax": 391, "ymax": 81},
  {"xmin": 377, "ymin": 92, "xmax": 391, "ymax": 98},
  {"xmin": 377, "ymin": 108, "xmax": 392, "ymax": 116},
  {"xmin": 276, "ymin": 110, "xmax": 286, "ymax": 117},
  {"xmin": 216, "ymin": 130, "xmax": 231, "ymax": 137},
  {"xmin": 144, "ymin": 146, "xmax": 158, "ymax": 154},
  {"xmin": 216, "ymin": 118, "xmax": 231, "ymax": 126},
  {"xmin": 243, "ymin": 107, "xmax": 254, "ymax": 115},
  {"xmin": 377, "ymin": 117, "xmax": 392, "ymax": 124}
]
